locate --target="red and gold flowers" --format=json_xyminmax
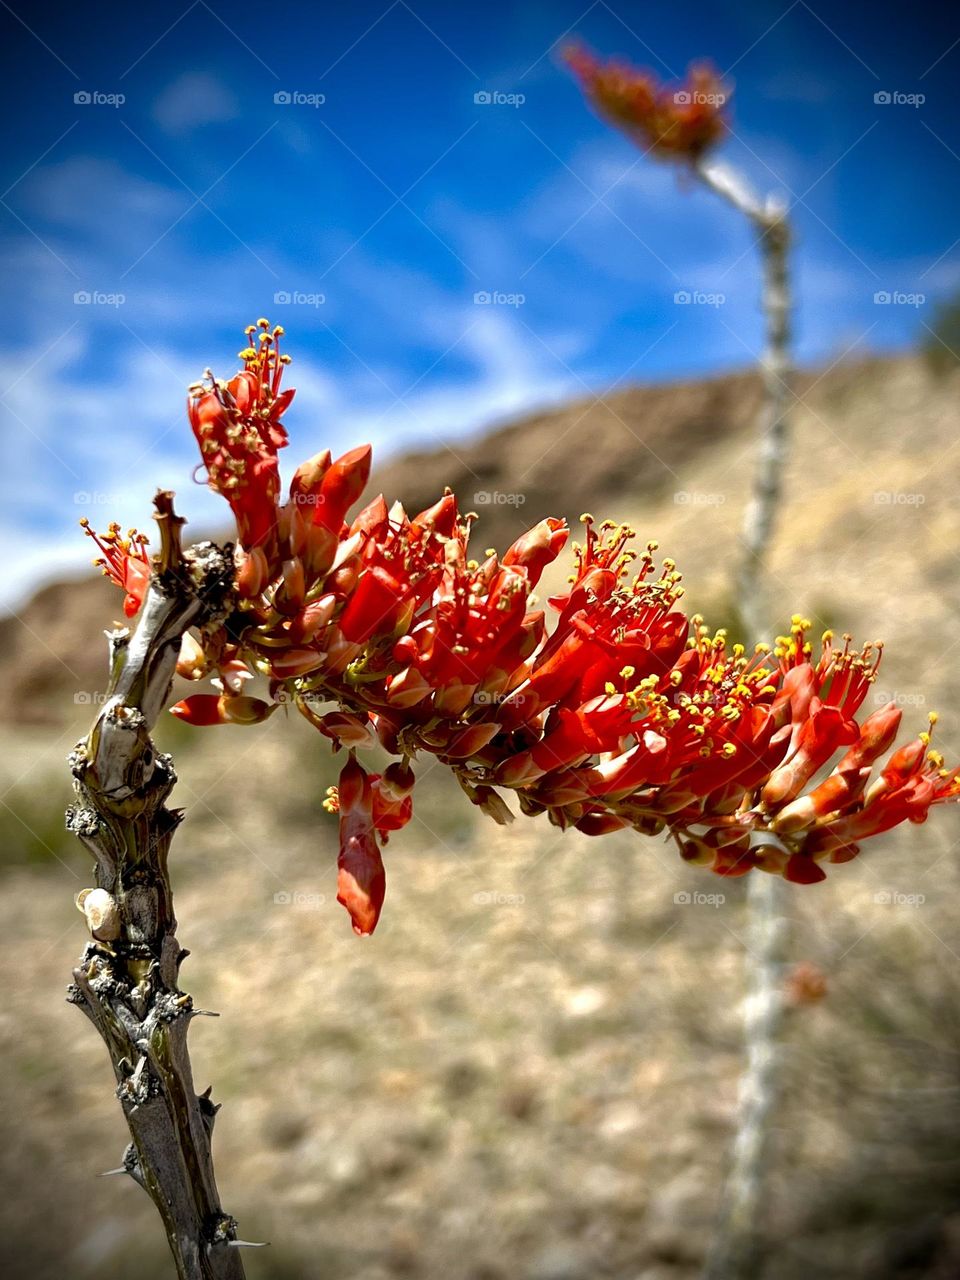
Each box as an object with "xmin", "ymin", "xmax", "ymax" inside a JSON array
[
  {"xmin": 563, "ymin": 45, "xmax": 730, "ymax": 159},
  {"xmin": 98, "ymin": 324, "xmax": 960, "ymax": 934}
]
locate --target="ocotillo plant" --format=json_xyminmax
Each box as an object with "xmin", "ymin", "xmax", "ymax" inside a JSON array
[
  {"xmin": 563, "ymin": 46, "xmax": 790, "ymax": 640},
  {"xmin": 564, "ymin": 49, "xmax": 797, "ymax": 1276},
  {"xmin": 70, "ymin": 321, "xmax": 960, "ymax": 1278}
]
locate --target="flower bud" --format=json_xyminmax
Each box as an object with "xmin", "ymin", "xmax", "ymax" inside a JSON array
[
  {"xmin": 268, "ymin": 648, "xmax": 328, "ymax": 680},
  {"xmin": 502, "ymin": 518, "xmax": 569, "ymax": 586},
  {"xmin": 236, "ymin": 545, "xmax": 270, "ymax": 598},
  {"xmin": 176, "ymin": 632, "xmax": 208, "ymax": 680},
  {"xmin": 289, "ymin": 449, "xmax": 331, "ymax": 503},
  {"xmin": 170, "ymin": 694, "xmax": 275, "ymax": 725}
]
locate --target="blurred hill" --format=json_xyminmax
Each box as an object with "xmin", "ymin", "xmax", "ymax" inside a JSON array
[
  {"xmin": 4, "ymin": 351, "xmax": 954, "ymax": 726},
  {"xmin": 3, "ymin": 352, "xmax": 960, "ymax": 1280}
]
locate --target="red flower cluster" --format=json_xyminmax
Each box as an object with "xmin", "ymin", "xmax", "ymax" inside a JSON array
[
  {"xmin": 563, "ymin": 44, "xmax": 730, "ymax": 159},
  {"xmin": 96, "ymin": 324, "xmax": 960, "ymax": 935}
]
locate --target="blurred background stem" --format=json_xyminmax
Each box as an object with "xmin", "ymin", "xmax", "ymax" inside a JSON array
[{"xmin": 694, "ymin": 159, "xmax": 794, "ymax": 1280}]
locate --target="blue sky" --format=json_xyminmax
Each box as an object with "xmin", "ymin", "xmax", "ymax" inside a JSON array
[{"xmin": 2, "ymin": 0, "xmax": 959, "ymax": 606}]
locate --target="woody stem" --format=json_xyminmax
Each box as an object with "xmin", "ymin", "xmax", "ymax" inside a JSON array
[
  {"xmin": 66, "ymin": 496, "xmax": 247, "ymax": 1280},
  {"xmin": 694, "ymin": 159, "xmax": 795, "ymax": 1280}
]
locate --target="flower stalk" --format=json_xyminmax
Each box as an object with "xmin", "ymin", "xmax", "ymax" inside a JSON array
[
  {"xmin": 694, "ymin": 158, "xmax": 793, "ymax": 1280},
  {"xmin": 562, "ymin": 51, "xmax": 797, "ymax": 1277},
  {"xmin": 694, "ymin": 158, "xmax": 792, "ymax": 643}
]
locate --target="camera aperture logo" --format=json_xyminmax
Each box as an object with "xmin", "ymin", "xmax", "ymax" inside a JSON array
[
  {"xmin": 874, "ymin": 90, "xmax": 924, "ymax": 108},
  {"xmin": 873, "ymin": 490, "xmax": 925, "ymax": 507},
  {"xmin": 74, "ymin": 290, "xmax": 125, "ymax": 308},
  {"xmin": 674, "ymin": 490, "xmax": 725, "ymax": 506},
  {"xmin": 274, "ymin": 90, "xmax": 325, "ymax": 107},
  {"xmin": 873, "ymin": 290, "xmax": 924, "ymax": 307},
  {"xmin": 273, "ymin": 889, "xmax": 326, "ymax": 909},
  {"xmin": 473, "ymin": 490, "xmax": 525, "ymax": 507},
  {"xmin": 674, "ymin": 890, "xmax": 725, "ymax": 908},
  {"xmin": 674, "ymin": 289, "xmax": 725, "ymax": 307},
  {"xmin": 473, "ymin": 90, "xmax": 525, "ymax": 108},
  {"xmin": 873, "ymin": 889, "xmax": 925, "ymax": 908},
  {"xmin": 674, "ymin": 90, "xmax": 726, "ymax": 106},
  {"xmin": 473, "ymin": 290, "xmax": 525, "ymax": 307},
  {"xmin": 274, "ymin": 290, "xmax": 325, "ymax": 307},
  {"xmin": 74, "ymin": 90, "xmax": 125, "ymax": 108}
]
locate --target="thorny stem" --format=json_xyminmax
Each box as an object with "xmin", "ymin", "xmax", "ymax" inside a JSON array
[
  {"xmin": 65, "ymin": 494, "xmax": 249, "ymax": 1280},
  {"xmin": 694, "ymin": 159, "xmax": 794, "ymax": 1280}
]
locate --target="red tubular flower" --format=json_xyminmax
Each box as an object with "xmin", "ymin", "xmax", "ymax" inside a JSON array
[
  {"xmin": 564, "ymin": 44, "xmax": 730, "ymax": 159},
  {"xmin": 335, "ymin": 755, "xmax": 386, "ymax": 936},
  {"xmin": 81, "ymin": 520, "xmax": 151, "ymax": 617},
  {"xmin": 188, "ymin": 319, "xmax": 293, "ymax": 553}
]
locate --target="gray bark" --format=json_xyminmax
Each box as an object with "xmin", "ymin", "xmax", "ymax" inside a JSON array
[{"xmin": 66, "ymin": 493, "xmax": 249, "ymax": 1280}]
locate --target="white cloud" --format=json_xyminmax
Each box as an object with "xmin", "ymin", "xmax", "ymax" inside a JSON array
[
  {"xmin": 19, "ymin": 157, "xmax": 187, "ymax": 239},
  {"xmin": 153, "ymin": 73, "xmax": 240, "ymax": 134}
]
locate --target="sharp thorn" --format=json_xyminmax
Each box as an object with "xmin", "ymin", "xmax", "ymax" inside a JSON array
[
  {"xmin": 100, "ymin": 1167, "xmax": 128, "ymax": 1177},
  {"xmin": 226, "ymin": 1240, "xmax": 269, "ymax": 1249}
]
